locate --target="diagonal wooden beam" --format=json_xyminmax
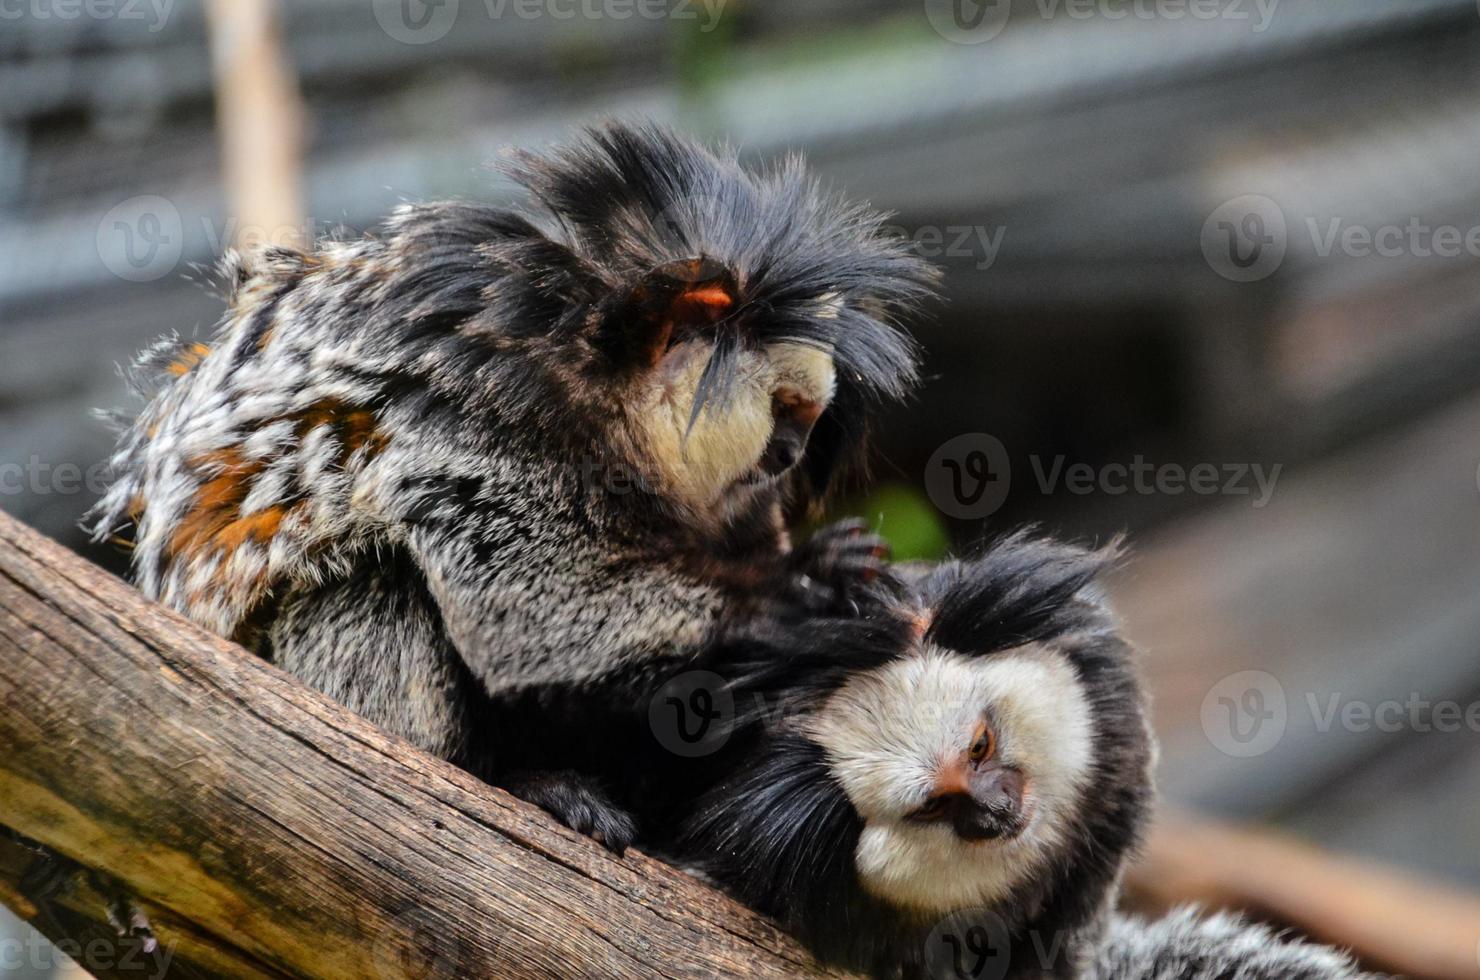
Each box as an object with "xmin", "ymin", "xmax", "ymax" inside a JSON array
[{"xmin": 0, "ymin": 510, "xmax": 840, "ymax": 979}]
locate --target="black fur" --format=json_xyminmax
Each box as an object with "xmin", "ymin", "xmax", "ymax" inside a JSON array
[
  {"xmin": 90, "ymin": 122, "xmax": 937, "ymax": 856},
  {"xmin": 651, "ymin": 534, "xmax": 1154, "ymax": 980},
  {"xmin": 489, "ymin": 121, "xmax": 936, "ymax": 510}
]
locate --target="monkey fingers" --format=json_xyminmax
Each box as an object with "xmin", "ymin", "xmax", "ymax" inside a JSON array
[
  {"xmin": 501, "ymin": 770, "xmax": 637, "ymax": 856},
  {"xmin": 786, "ymin": 518, "xmax": 891, "ymax": 615}
]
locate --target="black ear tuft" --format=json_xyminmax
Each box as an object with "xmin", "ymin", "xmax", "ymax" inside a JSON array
[
  {"xmin": 595, "ymin": 256, "xmax": 739, "ymax": 372},
  {"xmin": 923, "ymin": 531, "xmax": 1122, "ymax": 655}
]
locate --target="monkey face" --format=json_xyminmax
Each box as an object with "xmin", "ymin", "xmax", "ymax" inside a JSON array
[
  {"xmin": 805, "ymin": 645, "xmax": 1095, "ymax": 915},
  {"xmin": 627, "ymin": 337, "xmax": 836, "ymax": 510},
  {"xmin": 606, "ymin": 258, "xmax": 840, "ymax": 512}
]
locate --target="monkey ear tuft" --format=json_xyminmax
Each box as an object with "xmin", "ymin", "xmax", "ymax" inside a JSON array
[{"xmin": 598, "ymin": 256, "xmax": 739, "ymax": 370}]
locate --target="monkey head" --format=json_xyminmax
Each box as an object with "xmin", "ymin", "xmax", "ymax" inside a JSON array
[
  {"xmin": 480, "ymin": 123, "xmax": 937, "ymax": 524},
  {"xmin": 671, "ymin": 534, "xmax": 1155, "ymax": 978}
]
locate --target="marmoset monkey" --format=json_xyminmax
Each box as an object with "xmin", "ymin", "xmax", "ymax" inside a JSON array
[
  {"xmin": 663, "ymin": 533, "xmax": 1154, "ymax": 978},
  {"xmin": 652, "ymin": 534, "xmax": 1372, "ymax": 980},
  {"xmin": 89, "ymin": 122, "xmax": 935, "ymax": 848}
]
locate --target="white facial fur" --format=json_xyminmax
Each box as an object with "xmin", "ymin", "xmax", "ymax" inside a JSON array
[
  {"xmin": 806, "ymin": 645, "xmax": 1094, "ymax": 914},
  {"xmin": 630, "ymin": 340, "xmax": 836, "ymax": 509}
]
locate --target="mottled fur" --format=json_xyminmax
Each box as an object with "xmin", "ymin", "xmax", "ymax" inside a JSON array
[
  {"xmin": 87, "ymin": 123, "xmax": 934, "ymax": 836},
  {"xmin": 1092, "ymin": 908, "xmax": 1378, "ymax": 980}
]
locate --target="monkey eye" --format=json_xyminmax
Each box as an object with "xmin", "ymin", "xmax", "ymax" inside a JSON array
[
  {"xmin": 909, "ymin": 796, "xmax": 951, "ymax": 823},
  {"xmin": 968, "ymin": 721, "xmax": 995, "ymax": 766}
]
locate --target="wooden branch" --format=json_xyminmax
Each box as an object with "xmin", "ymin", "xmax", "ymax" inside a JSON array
[
  {"xmin": 0, "ymin": 510, "xmax": 840, "ymax": 979},
  {"xmin": 0, "ymin": 834, "xmax": 245, "ymax": 980},
  {"xmin": 1124, "ymin": 812, "xmax": 1480, "ymax": 980}
]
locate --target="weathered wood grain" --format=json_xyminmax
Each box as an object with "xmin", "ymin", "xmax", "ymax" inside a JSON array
[
  {"xmin": 0, "ymin": 833, "xmax": 262, "ymax": 980},
  {"xmin": 0, "ymin": 509, "xmax": 839, "ymax": 979}
]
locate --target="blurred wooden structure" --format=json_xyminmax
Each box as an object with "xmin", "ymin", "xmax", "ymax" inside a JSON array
[
  {"xmin": 204, "ymin": 0, "xmax": 305, "ymax": 250},
  {"xmin": 1126, "ymin": 814, "xmax": 1480, "ymax": 980},
  {"xmin": 1111, "ymin": 385, "xmax": 1480, "ymax": 880}
]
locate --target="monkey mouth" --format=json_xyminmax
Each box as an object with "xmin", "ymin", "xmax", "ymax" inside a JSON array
[
  {"xmin": 734, "ymin": 435, "xmax": 806, "ymax": 490},
  {"xmin": 961, "ymin": 789, "xmax": 1037, "ymax": 847}
]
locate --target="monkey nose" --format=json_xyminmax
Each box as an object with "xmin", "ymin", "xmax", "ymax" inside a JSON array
[{"xmin": 951, "ymin": 768, "xmax": 1026, "ymax": 842}]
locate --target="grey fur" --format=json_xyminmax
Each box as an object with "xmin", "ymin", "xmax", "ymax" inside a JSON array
[
  {"xmin": 85, "ymin": 123, "xmax": 932, "ymax": 800},
  {"xmin": 1093, "ymin": 908, "xmax": 1381, "ymax": 980}
]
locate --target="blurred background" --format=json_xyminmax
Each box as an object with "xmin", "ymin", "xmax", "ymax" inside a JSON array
[{"xmin": 2, "ymin": 0, "xmax": 1479, "ymax": 976}]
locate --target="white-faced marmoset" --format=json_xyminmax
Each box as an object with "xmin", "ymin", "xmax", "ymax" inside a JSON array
[{"xmin": 88, "ymin": 122, "xmax": 936, "ymax": 850}]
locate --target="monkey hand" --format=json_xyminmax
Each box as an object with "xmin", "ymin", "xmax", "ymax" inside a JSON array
[
  {"xmin": 501, "ymin": 770, "xmax": 637, "ymax": 856},
  {"xmin": 785, "ymin": 517, "xmax": 891, "ymax": 616}
]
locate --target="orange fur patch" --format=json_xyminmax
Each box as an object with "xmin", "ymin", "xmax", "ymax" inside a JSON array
[
  {"xmin": 167, "ymin": 342, "xmax": 212, "ymax": 377},
  {"xmin": 910, "ymin": 608, "xmax": 933, "ymax": 639},
  {"xmin": 167, "ymin": 399, "xmax": 388, "ymax": 561},
  {"xmin": 170, "ymin": 447, "xmax": 261, "ymax": 558}
]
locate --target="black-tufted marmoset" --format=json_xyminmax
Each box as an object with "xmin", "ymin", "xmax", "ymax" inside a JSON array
[{"xmin": 89, "ymin": 122, "xmax": 937, "ymax": 849}]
